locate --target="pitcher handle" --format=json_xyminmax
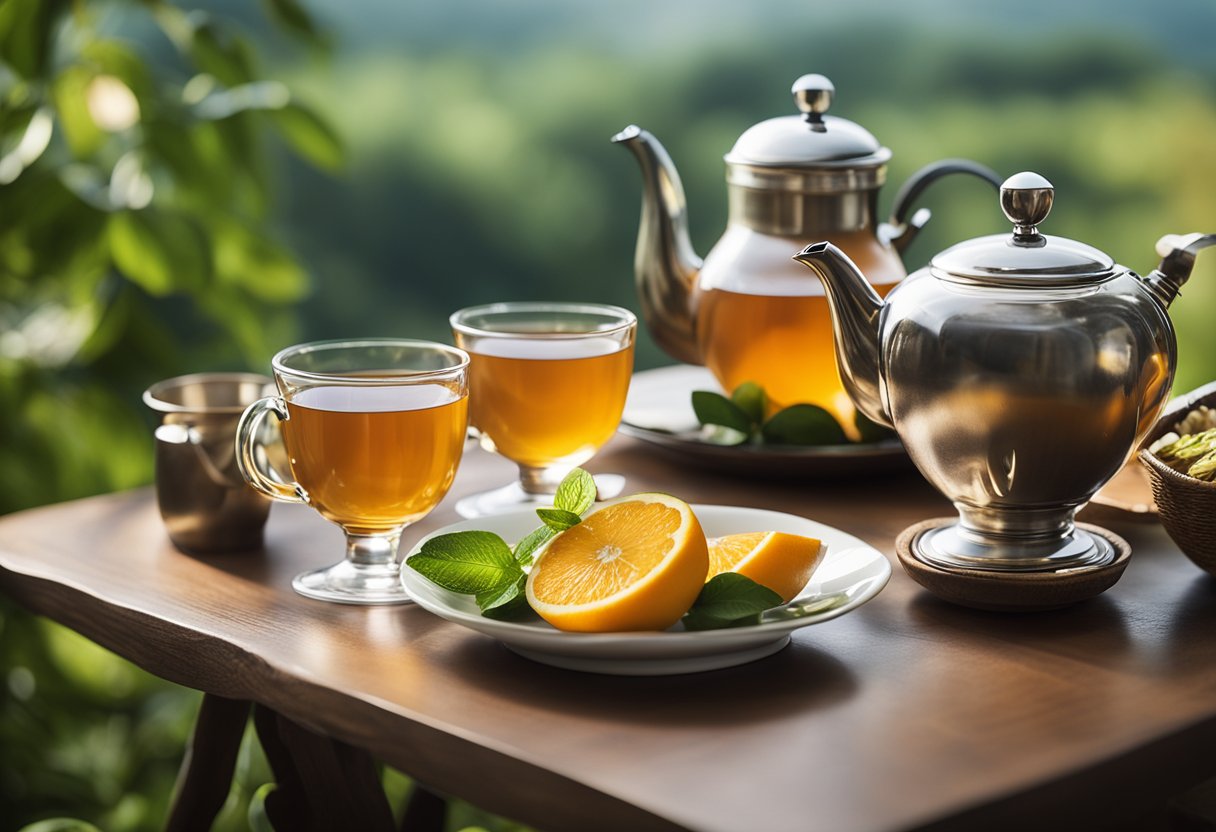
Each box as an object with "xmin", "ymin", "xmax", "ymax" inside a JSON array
[
  {"xmin": 235, "ymin": 396, "xmax": 308, "ymax": 504},
  {"xmin": 881, "ymin": 159, "xmax": 1003, "ymax": 254}
]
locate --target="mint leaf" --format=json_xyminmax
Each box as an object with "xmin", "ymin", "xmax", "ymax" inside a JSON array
[
  {"xmin": 731, "ymin": 381, "xmax": 767, "ymax": 425},
  {"xmin": 692, "ymin": 390, "xmax": 753, "ymax": 434},
  {"xmin": 482, "ymin": 592, "xmax": 534, "ymax": 621},
  {"xmin": 682, "ymin": 573, "xmax": 783, "ymax": 631},
  {"xmin": 406, "ymin": 531, "xmax": 522, "ymax": 594},
  {"xmin": 513, "ymin": 524, "xmax": 556, "ymax": 567},
  {"xmin": 476, "ymin": 575, "xmax": 535, "ymax": 621},
  {"xmin": 762, "ymin": 404, "xmax": 847, "ymax": 446},
  {"xmin": 554, "ymin": 468, "xmax": 596, "ymax": 514},
  {"xmin": 536, "ymin": 507, "xmax": 582, "ymax": 532}
]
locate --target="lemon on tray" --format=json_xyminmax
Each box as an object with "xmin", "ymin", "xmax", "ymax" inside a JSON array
[
  {"xmin": 525, "ymin": 493, "xmax": 709, "ymax": 632},
  {"xmin": 707, "ymin": 531, "xmax": 824, "ymax": 603}
]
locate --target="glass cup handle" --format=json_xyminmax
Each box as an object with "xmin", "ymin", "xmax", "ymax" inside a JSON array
[{"xmin": 235, "ymin": 396, "xmax": 308, "ymax": 504}]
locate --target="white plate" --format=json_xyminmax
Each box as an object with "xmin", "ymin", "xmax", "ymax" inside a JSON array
[{"xmin": 402, "ymin": 505, "xmax": 891, "ymax": 675}]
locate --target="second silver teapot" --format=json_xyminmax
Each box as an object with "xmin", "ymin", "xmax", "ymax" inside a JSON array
[
  {"xmin": 614, "ymin": 73, "xmax": 999, "ymax": 430},
  {"xmin": 794, "ymin": 172, "xmax": 1215, "ymax": 575}
]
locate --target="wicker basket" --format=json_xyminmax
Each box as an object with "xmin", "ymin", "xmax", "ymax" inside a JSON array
[{"xmin": 1138, "ymin": 380, "xmax": 1216, "ymax": 575}]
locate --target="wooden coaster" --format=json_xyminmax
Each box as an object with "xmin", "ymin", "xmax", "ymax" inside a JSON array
[{"xmin": 895, "ymin": 518, "xmax": 1132, "ymax": 612}]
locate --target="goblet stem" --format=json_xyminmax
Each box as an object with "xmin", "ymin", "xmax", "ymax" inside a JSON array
[
  {"xmin": 347, "ymin": 530, "xmax": 403, "ymax": 566},
  {"xmin": 291, "ymin": 527, "xmax": 412, "ymax": 605},
  {"xmin": 517, "ymin": 464, "xmax": 569, "ymax": 495},
  {"xmin": 457, "ymin": 463, "xmax": 630, "ymax": 519}
]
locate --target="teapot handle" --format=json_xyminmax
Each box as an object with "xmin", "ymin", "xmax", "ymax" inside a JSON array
[
  {"xmin": 1143, "ymin": 233, "xmax": 1216, "ymax": 309},
  {"xmin": 881, "ymin": 159, "xmax": 1002, "ymax": 254}
]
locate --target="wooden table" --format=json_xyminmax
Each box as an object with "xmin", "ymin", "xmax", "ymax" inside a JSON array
[{"xmin": 2, "ymin": 435, "xmax": 1216, "ymax": 832}]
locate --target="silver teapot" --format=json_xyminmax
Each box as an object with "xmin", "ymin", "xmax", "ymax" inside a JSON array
[
  {"xmin": 793, "ymin": 172, "xmax": 1215, "ymax": 573},
  {"xmin": 614, "ymin": 74, "xmax": 999, "ymax": 427}
]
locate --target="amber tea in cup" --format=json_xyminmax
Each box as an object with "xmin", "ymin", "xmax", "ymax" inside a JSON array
[
  {"xmin": 284, "ymin": 386, "xmax": 468, "ymax": 532},
  {"xmin": 451, "ymin": 302, "xmax": 636, "ymax": 517},
  {"xmin": 237, "ymin": 339, "xmax": 469, "ymax": 604}
]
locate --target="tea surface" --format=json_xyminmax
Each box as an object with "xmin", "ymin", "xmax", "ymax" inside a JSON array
[{"xmin": 465, "ymin": 337, "xmax": 634, "ymax": 468}]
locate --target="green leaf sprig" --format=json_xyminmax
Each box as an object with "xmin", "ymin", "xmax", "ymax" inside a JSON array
[
  {"xmin": 406, "ymin": 468, "xmax": 597, "ymax": 619},
  {"xmin": 681, "ymin": 573, "xmax": 783, "ymax": 630},
  {"xmin": 692, "ymin": 381, "xmax": 893, "ymax": 447},
  {"xmin": 681, "ymin": 575, "xmax": 852, "ymax": 630}
]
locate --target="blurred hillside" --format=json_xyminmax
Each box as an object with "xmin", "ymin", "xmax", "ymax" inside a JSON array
[
  {"xmin": 319, "ymin": 0, "xmax": 1216, "ymax": 70},
  {"xmin": 264, "ymin": 0, "xmax": 1216, "ymax": 390}
]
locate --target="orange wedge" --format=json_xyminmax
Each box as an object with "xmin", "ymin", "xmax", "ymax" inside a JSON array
[
  {"xmin": 525, "ymin": 493, "xmax": 709, "ymax": 632},
  {"xmin": 707, "ymin": 531, "xmax": 825, "ymax": 603}
]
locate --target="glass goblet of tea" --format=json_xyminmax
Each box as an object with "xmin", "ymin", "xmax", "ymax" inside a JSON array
[
  {"xmin": 450, "ymin": 302, "xmax": 637, "ymax": 518},
  {"xmin": 236, "ymin": 339, "xmax": 469, "ymax": 604}
]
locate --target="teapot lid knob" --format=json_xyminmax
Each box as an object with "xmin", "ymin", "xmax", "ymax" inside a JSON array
[
  {"xmin": 1000, "ymin": 171, "xmax": 1054, "ymax": 244},
  {"xmin": 934, "ymin": 170, "xmax": 1117, "ymax": 284},
  {"xmin": 792, "ymin": 74, "xmax": 834, "ymax": 128}
]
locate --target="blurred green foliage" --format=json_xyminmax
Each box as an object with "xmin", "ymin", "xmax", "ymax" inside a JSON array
[
  {"xmin": 0, "ymin": 0, "xmax": 329, "ymax": 828},
  {"xmin": 278, "ymin": 22, "xmax": 1216, "ymax": 392},
  {"xmin": 0, "ymin": 0, "xmax": 340, "ymax": 516},
  {"xmin": 4, "ymin": 1, "xmax": 1216, "ymax": 830}
]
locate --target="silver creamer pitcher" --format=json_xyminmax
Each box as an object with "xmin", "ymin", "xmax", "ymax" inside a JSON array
[{"xmin": 144, "ymin": 372, "xmax": 275, "ymax": 553}]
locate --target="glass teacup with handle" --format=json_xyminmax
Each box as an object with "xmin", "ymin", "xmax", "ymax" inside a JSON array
[
  {"xmin": 236, "ymin": 339, "xmax": 469, "ymax": 604},
  {"xmin": 450, "ymin": 302, "xmax": 637, "ymax": 517}
]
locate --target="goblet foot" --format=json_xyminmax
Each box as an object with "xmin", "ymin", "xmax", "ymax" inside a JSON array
[
  {"xmin": 455, "ymin": 474, "xmax": 626, "ymax": 519},
  {"xmin": 293, "ymin": 559, "xmax": 412, "ymax": 605}
]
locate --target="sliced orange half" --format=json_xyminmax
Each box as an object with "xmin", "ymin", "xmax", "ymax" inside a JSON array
[
  {"xmin": 707, "ymin": 531, "xmax": 825, "ymax": 603},
  {"xmin": 525, "ymin": 493, "xmax": 709, "ymax": 632}
]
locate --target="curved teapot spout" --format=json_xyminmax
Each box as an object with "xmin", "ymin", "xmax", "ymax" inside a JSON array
[
  {"xmin": 612, "ymin": 125, "xmax": 703, "ymax": 365},
  {"xmin": 792, "ymin": 242, "xmax": 891, "ymax": 428}
]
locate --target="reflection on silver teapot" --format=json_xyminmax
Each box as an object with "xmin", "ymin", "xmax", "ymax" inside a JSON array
[{"xmin": 794, "ymin": 171, "xmax": 1215, "ymax": 574}]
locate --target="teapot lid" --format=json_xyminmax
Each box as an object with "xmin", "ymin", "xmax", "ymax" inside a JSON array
[
  {"xmin": 724, "ymin": 74, "xmax": 892, "ymax": 191},
  {"xmin": 930, "ymin": 172, "xmax": 1116, "ymax": 287}
]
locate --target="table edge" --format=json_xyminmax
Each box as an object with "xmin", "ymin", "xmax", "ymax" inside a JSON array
[{"xmin": 0, "ymin": 550, "xmax": 691, "ymax": 832}]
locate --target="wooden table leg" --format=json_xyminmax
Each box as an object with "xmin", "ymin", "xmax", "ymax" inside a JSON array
[
  {"xmin": 400, "ymin": 782, "xmax": 447, "ymax": 832},
  {"xmin": 253, "ymin": 705, "xmax": 312, "ymax": 832},
  {"xmin": 253, "ymin": 704, "xmax": 396, "ymax": 832},
  {"xmin": 166, "ymin": 693, "xmax": 251, "ymax": 832}
]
